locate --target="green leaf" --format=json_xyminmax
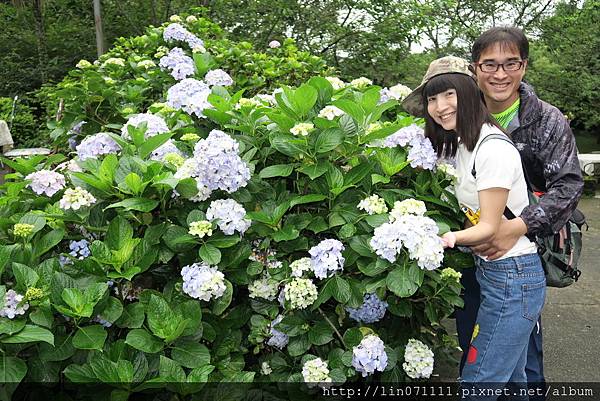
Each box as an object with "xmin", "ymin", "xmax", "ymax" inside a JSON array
[
  {"xmin": 97, "ymin": 297, "xmax": 123, "ymax": 323},
  {"xmin": 287, "ymin": 334, "xmax": 311, "ymax": 357},
  {"xmin": 63, "ymin": 364, "xmax": 97, "ymax": 382},
  {"xmin": 289, "ymin": 194, "xmax": 328, "ymax": 207},
  {"xmin": 331, "ymin": 276, "xmax": 351, "ymax": 303},
  {"xmin": 146, "ymin": 295, "xmax": 173, "ymax": 339},
  {"xmin": 125, "ymin": 329, "xmax": 164, "ymax": 353},
  {"xmin": 105, "ymin": 197, "xmax": 159, "ymax": 213},
  {"xmin": 164, "ymin": 225, "xmax": 197, "ymax": 252},
  {"xmin": 106, "ymin": 216, "xmax": 133, "ymax": 250},
  {"xmin": 12, "ymin": 263, "xmax": 39, "ymax": 289},
  {"xmin": 193, "ymin": 52, "xmax": 216, "ymax": 76},
  {"xmin": 18, "ymin": 214, "xmax": 46, "ymax": 235},
  {"xmin": 139, "ymin": 132, "xmax": 173, "ymax": 159},
  {"xmin": 0, "ymin": 317, "xmax": 26, "ymax": 335},
  {"xmin": 159, "ymin": 356, "xmax": 186, "ymax": 382},
  {"xmin": 1, "ymin": 324, "xmax": 54, "ymax": 345},
  {"xmin": 38, "ymin": 334, "xmax": 75, "ymax": 362},
  {"xmin": 171, "ymin": 340, "xmax": 211, "ymax": 368},
  {"xmin": 386, "ymin": 262, "xmax": 424, "ymax": 298},
  {"xmin": 343, "ymin": 327, "xmax": 363, "ymax": 348},
  {"xmin": 33, "ymin": 228, "xmax": 65, "ymax": 259},
  {"xmin": 98, "ymin": 153, "xmax": 118, "ymax": 184},
  {"xmin": 116, "ymin": 302, "xmax": 145, "ymax": 328},
  {"xmin": 199, "ymin": 244, "xmax": 221, "ymax": 265},
  {"xmin": 120, "ymin": 172, "xmax": 144, "ymax": 195},
  {"xmin": 0, "ymin": 356, "xmax": 27, "ymax": 383},
  {"xmin": 292, "ymin": 84, "xmax": 318, "ymax": 117},
  {"xmin": 333, "ymin": 99, "xmax": 365, "ymax": 124},
  {"xmin": 61, "ymin": 288, "xmax": 92, "ymax": 317},
  {"xmin": 258, "ymin": 164, "xmax": 294, "ymax": 179},
  {"xmin": 314, "ymin": 128, "xmax": 345, "ymax": 153},
  {"xmin": 297, "ymin": 161, "xmax": 329, "ymax": 179},
  {"xmin": 308, "ymin": 321, "xmax": 334, "ymax": 346},
  {"xmin": 348, "ymin": 235, "xmax": 374, "ymax": 257},
  {"xmin": 212, "ymin": 280, "xmax": 233, "ymax": 315},
  {"xmin": 188, "ymin": 365, "xmax": 215, "ymax": 383},
  {"xmin": 270, "ymin": 134, "xmax": 305, "ymax": 158},
  {"xmin": 72, "ymin": 325, "xmax": 107, "ymax": 350},
  {"xmin": 271, "ymin": 224, "xmax": 299, "ymax": 242},
  {"xmin": 206, "ymin": 235, "xmax": 241, "ymax": 248},
  {"xmin": 375, "ymin": 147, "xmax": 409, "ymax": 176}
]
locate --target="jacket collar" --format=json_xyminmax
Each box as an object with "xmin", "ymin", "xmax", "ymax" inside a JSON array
[{"xmin": 518, "ymin": 82, "xmax": 542, "ymax": 127}]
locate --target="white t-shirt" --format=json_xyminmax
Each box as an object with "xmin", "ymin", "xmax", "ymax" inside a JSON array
[{"xmin": 455, "ymin": 124, "xmax": 537, "ymax": 259}]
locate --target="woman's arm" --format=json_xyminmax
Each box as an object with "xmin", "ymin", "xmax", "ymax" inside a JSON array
[{"xmin": 442, "ymin": 187, "xmax": 508, "ymax": 248}]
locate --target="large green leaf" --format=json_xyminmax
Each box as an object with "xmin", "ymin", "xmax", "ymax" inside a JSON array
[
  {"xmin": 105, "ymin": 197, "xmax": 159, "ymax": 213},
  {"xmin": 139, "ymin": 132, "xmax": 173, "ymax": 159},
  {"xmin": 0, "ymin": 317, "xmax": 26, "ymax": 335},
  {"xmin": 125, "ymin": 329, "xmax": 164, "ymax": 353},
  {"xmin": 212, "ymin": 280, "xmax": 233, "ymax": 315},
  {"xmin": 116, "ymin": 302, "xmax": 145, "ymax": 329},
  {"xmin": 258, "ymin": 164, "xmax": 294, "ymax": 179},
  {"xmin": 297, "ymin": 161, "xmax": 329, "ymax": 179},
  {"xmin": 0, "ymin": 356, "xmax": 27, "ymax": 383},
  {"xmin": 32, "ymin": 228, "xmax": 65, "ymax": 259},
  {"xmin": 270, "ymin": 134, "xmax": 305, "ymax": 158},
  {"xmin": 1, "ymin": 324, "xmax": 54, "ymax": 345},
  {"xmin": 386, "ymin": 262, "xmax": 424, "ymax": 298},
  {"xmin": 199, "ymin": 243, "xmax": 221, "ymax": 265},
  {"xmin": 314, "ymin": 128, "xmax": 345, "ymax": 153},
  {"xmin": 331, "ymin": 276, "xmax": 351, "ymax": 303},
  {"xmin": 12, "ymin": 263, "xmax": 39, "ymax": 290},
  {"xmin": 72, "ymin": 325, "xmax": 107, "ymax": 350},
  {"xmin": 171, "ymin": 340, "xmax": 211, "ymax": 368}
]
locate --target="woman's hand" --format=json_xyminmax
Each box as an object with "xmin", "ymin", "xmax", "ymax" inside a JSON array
[{"xmin": 441, "ymin": 231, "xmax": 457, "ymax": 248}]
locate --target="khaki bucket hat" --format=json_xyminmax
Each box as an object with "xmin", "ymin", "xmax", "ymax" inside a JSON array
[{"xmin": 401, "ymin": 56, "xmax": 475, "ymax": 117}]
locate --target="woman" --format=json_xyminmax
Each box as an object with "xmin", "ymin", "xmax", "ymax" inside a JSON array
[{"xmin": 402, "ymin": 56, "xmax": 546, "ymax": 400}]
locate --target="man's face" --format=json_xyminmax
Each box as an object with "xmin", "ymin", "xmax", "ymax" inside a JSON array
[{"xmin": 474, "ymin": 43, "xmax": 527, "ymax": 113}]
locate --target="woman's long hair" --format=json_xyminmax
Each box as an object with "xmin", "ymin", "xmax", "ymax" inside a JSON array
[{"xmin": 422, "ymin": 73, "xmax": 503, "ymax": 158}]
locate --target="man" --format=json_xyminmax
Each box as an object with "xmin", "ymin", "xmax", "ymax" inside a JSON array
[{"xmin": 456, "ymin": 27, "xmax": 583, "ymax": 398}]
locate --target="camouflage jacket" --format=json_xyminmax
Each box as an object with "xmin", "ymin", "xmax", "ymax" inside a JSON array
[{"xmin": 506, "ymin": 82, "xmax": 583, "ymax": 236}]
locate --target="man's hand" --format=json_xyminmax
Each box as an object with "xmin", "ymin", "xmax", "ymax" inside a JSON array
[{"xmin": 470, "ymin": 217, "xmax": 528, "ymax": 260}]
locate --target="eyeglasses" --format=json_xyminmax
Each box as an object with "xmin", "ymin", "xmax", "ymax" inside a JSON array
[{"xmin": 476, "ymin": 60, "xmax": 524, "ymax": 73}]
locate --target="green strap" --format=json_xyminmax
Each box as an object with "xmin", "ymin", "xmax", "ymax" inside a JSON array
[{"xmin": 492, "ymin": 98, "xmax": 520, "ymax": 129}]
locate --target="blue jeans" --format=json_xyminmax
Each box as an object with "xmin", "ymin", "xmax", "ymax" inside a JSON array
[{"xmin": 460, "ymin": 253, "xmax": 546, "ymax": 401}]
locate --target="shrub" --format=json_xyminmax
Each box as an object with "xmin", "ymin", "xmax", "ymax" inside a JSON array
[
  {"xmin": 0, "ymin": 12, "xmax": 470, "ymax": 399},
  {"xmin": 0, "ymin": 96, "xmax": 45, "ymax": 148}
]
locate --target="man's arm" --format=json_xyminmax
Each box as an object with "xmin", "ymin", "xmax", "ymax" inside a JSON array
[{"xmin": 520, "ymin": 112, "xmax": 583, "ymax": 236}]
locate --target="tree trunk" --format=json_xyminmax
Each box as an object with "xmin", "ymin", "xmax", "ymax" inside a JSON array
[
  {"xmin": 32, "ymin": 0, "xmax": 48, "ymax": 83},
  {"xmin": 93, "ymin": 0, "xmax": 106, "ymax": 58}
]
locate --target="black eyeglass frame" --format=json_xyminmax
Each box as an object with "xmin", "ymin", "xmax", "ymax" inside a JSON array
[{"xmin": 475, "ymin": 60, "xmax": 525, "ymax": 73}]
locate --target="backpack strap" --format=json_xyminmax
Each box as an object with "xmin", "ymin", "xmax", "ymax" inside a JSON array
[{"xmin": 471, "ymin": 133, "xmax": 517, "ymax": 220}]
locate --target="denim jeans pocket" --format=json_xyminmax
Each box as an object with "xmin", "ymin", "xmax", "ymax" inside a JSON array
[{"xmin": 522, "ymin": 279, "xmax": 546, "ymax": 321}]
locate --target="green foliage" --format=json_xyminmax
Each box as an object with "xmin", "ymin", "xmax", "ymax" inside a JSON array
[
  {"xmin": 0, "ymin": 96, "xmax": 46, "ymax": 148},
  {"xmin": 0, "ymin": 8, "xmax": 469, "ymax": 399}
]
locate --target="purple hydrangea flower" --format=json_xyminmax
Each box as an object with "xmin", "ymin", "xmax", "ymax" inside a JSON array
[
  {"xmin": 76, "ymin": 132, "xmax": 121, "ymax": 161},
  {"xmin": 407, "ymin": 135, "xmax": 437, "ymax": 170},
  {"xmin": 159, "ymin": 47, "xmax": 196, "ymax": 80},
  {"xmin": 382, "ymin": 124, "xmax": 424, "ymax": 148},
  {"xmin": 163, "ymin": 23, "xmax": 205, "ymax": 50},
  {"xmin": 309, "ymin": 239, "xmax": 345, "ymax": 279},
  {"xmin": 0, "ymin": 290, "xmax": 29, "ymax": 319},
  {"xmin": 150, "ymin": 139, "xmax": 184, "ymax": 162},
  {"xmin": 166, "ymin": 78, "xmax": 212, "ymax": 118},
  {"xmin": 25, "ymin": 170, "xmax": 66, "ymax": 197},
  {"xmin": 206, "ymin": 199, "xmax": 251, "ymax": 235},
  {"xmin": 346, "ymin": 293, "xmax": 388, "ymax": 323}
]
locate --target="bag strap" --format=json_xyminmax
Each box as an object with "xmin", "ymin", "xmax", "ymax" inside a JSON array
[{"xmin": 471, "ymin": 133, "xmax": 517, "ymax": 220}]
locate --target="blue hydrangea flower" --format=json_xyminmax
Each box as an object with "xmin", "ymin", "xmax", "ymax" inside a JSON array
[
  {"xmin": 69, "ymin": 239, "xmax": 90, "ymax": 260},
  {"xmin": 150, "ymin": 139, "xmax": 184, "ymax": 162},
  {"xmin": 206, "ymin": 199, "xmax": 251, "ymax": 235},
  {"xmin": 352, "ymin": 335, "xmax": 388, "ymax": 377},
  {"xmin": 266, "ymin": 315, "xmax": 289, "ymax": 349},
  {"xmin": 121, "ymin": 113, "xmax": 169, "ymax": 140},
  {"xmin": 309, "ymin": 239, "xmax": 345, "ymax": 279},
  {"xmin": 407, "ymin": 135, "xmax": 437, "ymax": 170},
  {"xmin": 76, "ymin": 132, "xmax": 121, "ymax": 161},
  {"xmin": 346, "ymin": 293, "xmax": 388, "ymax": 323},
  {"xmin": 204, "ymin": 69, "xmax": 233, "ymax": 87},
  {"xmin": 163, "ymin": 23, "xmax": 205, "ymax": 51},
  {"xmin": 382, "ymin": 124, "xmax": 424, "ymax": 147}
]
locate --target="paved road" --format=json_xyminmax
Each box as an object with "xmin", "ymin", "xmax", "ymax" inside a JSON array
[{"xmin": 543, "ymin": 196, "xmax": 600, "ymax": 382}]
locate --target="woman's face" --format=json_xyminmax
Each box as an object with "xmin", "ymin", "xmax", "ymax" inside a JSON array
[{"xmin": 426, "ymin": 89, "xmax": 457, "ymax": 131}]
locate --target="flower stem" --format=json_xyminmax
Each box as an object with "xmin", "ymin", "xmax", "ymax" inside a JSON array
[{"xmin": 318, "ymin": 307, "xmax": 346, "ymax": 349}]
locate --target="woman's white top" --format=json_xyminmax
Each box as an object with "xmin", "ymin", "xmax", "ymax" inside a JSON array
[{"xmin": 455, "ymin": 123, "xmax": 537, "ymax": 259}]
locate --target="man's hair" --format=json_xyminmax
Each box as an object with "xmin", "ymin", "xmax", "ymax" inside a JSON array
[
  {"xmin": 471, "ymin": 27, "xmax": 529, "ymax": 62},
  {"xmin": 422, "ymin": 73, "xmax": 502, "ymax": 158}
]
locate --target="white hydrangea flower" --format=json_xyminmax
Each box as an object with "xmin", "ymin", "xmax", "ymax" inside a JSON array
[
  {"xmin": 389, "ymin": 198, "xmax": 427, "ymax": 220},
  {"xmin": 350, "ymin": 77, "xmax": 372, "ymax": 88},
  {"xmin": 121, "ymin": 113, "xmax": 169, "ymax": 140},
  {"xmin": 181, "ymin": 262, "xmax": 226, "ymax": 301},
  {"xmin": 283, "ymin": 278, "xmax": 318, "ymax": 309},
  {"xmin": 268, "ymin": 40, "xmax": 281, "ymax": 48},
  {"xmin": 206, "ymin": 199, "xmax": 251, "ymax": 235},
  {"xmin": 235, "ymin": 97, "xmax": 262, "ymax": 109},
  {"xmin": 188, "ymin": 220, "xmax": 212, "ymax": 238},
  {"xmin": 358, "ymin": 194, "xmax": 388, "ymax": 215},
  {"xmin": 170, "ymin": 15, "xmax": 183, "ymax": 22},
  {"xmin": 440, "ymin": 267, "xmax": 462, "ymax": 281},
  {"xmin": 379, "ymin": 83, "xmax": 412, "ymax": 103},
  {"xmin": 261, "ymin": 361, "xmax": 273, "ymax": 375},
  {"xmin": 402, "ymin": 339, "xmax": 434, "ymax": 379},
  {"xmin": 325, "ymin": 76, "xmax": 346, "ymax": 90},
  {"xmin": 437, "ymin": 162, "xmax": 459, "ymax": 183},
  {"xmin": 102, "ymin": 57, "xmax": 125, "ymax": 67},
  {"xmin": 137, "ymin": 60, "xmax": 156, "ymax": 69},
  {"xmin": 309, "ymin": 239, "xmax": 345, "ymax": 279},
  {"xmin": 59, "ymin": 187, "xmax": 97, "ymax": 210},
  {"xmin": 248, "ymin": 275, "xmax": 279, "ymax": 301},
  {"xmin": 318, "ymin": 105, "xmax": 344, "ymax": 120},
  {"xmin": 290, "ymin": 122, "xmax": 314, "ymax": 137},
  {"xmin": 302, "ymin": 358, "xmax": 332, "ymax": 388},
  {"xmin": 186, "ymin": 15, "xmax": 198, "ymax": 23},
  {"xmin": 290, "ymin": 257, "xmax": 312, "ymax": 277},
  {"xmin": 370, "ymin": 214, "xmax": 444, "ymax": 270},
  {"xmin": 254, "ymin": 94, "xmax": 276, "ymax": 106},
  {"xmin": 76, "ymin": 60, "xmax": 92, "ymax": 69},
  {"xmin": 352, "ymin": 335, "xmax": 389, "ymax": 377},
  {"xmin": 56, "ymin": 159, "xmax": 83, "ymax": 173},
  {"xmin": 204, "ymin": 69, "xmax": 234, "ymax": 87},
  {"xmin": 25, "ymin": 170, "xmax": 66, "ymax": 196}
]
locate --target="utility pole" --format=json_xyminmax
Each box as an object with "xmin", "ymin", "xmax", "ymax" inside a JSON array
[{"xmin": 93, "ymin": 0, "xmax": 105, "ymax": 57}]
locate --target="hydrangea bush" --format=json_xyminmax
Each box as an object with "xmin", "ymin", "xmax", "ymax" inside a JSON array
[{"xmin": 0, "ymin": 11, "xmax": 475, "ymax": 399}]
